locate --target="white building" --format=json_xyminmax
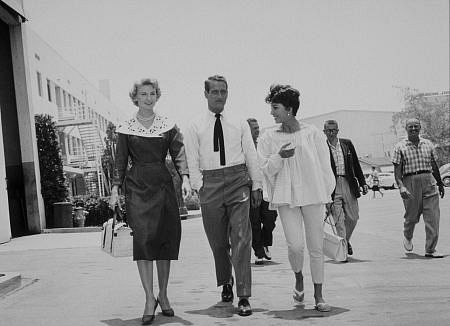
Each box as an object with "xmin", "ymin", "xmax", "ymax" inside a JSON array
[
  {"xmin": 27, "ymin": 28, "xmax": 120, "ymax": 197},
  {"xmin": 301, "ymin": 110, "xmax": 398, "ymax": 158},
  {"xmin": 0, "ymin": 0, "xmax": 121, "ymax": 239}
]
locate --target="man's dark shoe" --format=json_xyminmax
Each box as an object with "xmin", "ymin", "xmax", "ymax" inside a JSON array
[
  {"xmin": 237, "ymin": 298, "xmax": 252, "ymax": 316},
  {"xmin": 347, "ymin": 242, "xmax": 353, "ymax": 256},
  {"xmin": 221, "ymin": 284, "xmax": 234, "ymax": 302}
]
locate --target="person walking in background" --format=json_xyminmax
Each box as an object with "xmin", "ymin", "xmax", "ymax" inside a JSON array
[
  {"xmin": 392, "ymin": 118, "xmax": 445, "ymax": 258},
  {"xmin": 247, "ymin": 118, "xmax": 278, "ymax": 265},
  {"xmin": 323, "ymin": 120, "xmax": 368, "ymax": 257},
  {"xmin": 184, "ymin": 75, "xmax": 262, "ymax": 316},
  {"xmin": 369, "ymin": 166, "xmax": 384, "ymax": 199},
  {"xmin": 109, "ymin": 78, "xmax": 191, "ymax": 325},
  {"xmin": 258, "ymin": 84, "xmax": 335, "ymax": 312}
]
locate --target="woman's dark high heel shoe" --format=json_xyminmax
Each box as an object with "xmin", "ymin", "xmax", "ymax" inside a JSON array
[
  {"xmin": 141, "ymin": 299, "xmax": 159, "ymax": 325},
  {"xmin": 157, "ymin": 296, "xmax": 175, "ymax": 317}
]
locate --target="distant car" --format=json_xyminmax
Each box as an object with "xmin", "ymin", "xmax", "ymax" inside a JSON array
[
  {"xmin": 365, "ymin": 171, "xmax": 397, "ymax": 189},
  {"xmin": 378, "ymin": 172, "xmax": 398, "ymax": 189},
  {"xmin": 441, "ymin": 170, "xmax": 450, "ymax": 187},
  {"xmin": 440, "ymin": 163, "xmax": 450, "ymax": 187}
]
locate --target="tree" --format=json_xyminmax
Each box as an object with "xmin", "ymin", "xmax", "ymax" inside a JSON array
[
  {"xmin": 392, "ymin": 88, "xmax": 450, "ymax": 166},
  {"xmin": 35, "ymin": 114, "xmax": 68, "ymax": 226},
  {"xmin": 101, "ymin": 122, "xmax": 117, "ymax": 195}
]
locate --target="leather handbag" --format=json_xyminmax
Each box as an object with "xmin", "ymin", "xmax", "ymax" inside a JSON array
[
  {"xmin": 323, "ymin": 213, "xmax": 348, "ymax": 262},
  {"xmin": 101, "ymin": 206, "xmax": 133, "ymax": 257}
]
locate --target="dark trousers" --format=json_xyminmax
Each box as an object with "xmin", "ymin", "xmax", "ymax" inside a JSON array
[
  {"xmin": 249, "ymin": 199, "xmax": 277, "ymax": 258},
  {"xmin": 199, "ymin": 164, "xmax": 252, "ymax": 298}
]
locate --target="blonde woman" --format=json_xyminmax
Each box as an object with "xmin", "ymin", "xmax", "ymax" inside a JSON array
[{"xmin": 110, "ymin": 78, "xmax": 190, "ymax": 324}]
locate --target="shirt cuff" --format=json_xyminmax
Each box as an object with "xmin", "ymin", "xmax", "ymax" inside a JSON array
[{"xmin": 252, "ymin": 181, "xmax": 263, "ymax": 191}]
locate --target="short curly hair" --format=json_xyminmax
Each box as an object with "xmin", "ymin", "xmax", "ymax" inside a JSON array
[
  {"xmin": 129, "ymin": 78, "xmax": 161, "ymax": 106},
  {"xmin": 265, "ymin": 84, "xmax": 300, "ymax": 116}
]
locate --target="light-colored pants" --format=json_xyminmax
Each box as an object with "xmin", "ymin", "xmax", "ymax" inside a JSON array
[
  {"xmin": 402, "ymin": 173, "xmax": 440, "ymax": 254},
  {"xmin": 278, "ymin": 204, "xmax": 325, "ymax": 284},
  {"xmin": 199, "ymin": 164, "xmax": 252, "ymax": 298},
  {"xmin": 331, "ymin": 176, "xmax": 359, "ymax": 242}
]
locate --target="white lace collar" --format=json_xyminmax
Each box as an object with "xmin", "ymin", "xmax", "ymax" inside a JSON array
[{"xmin": 116, "ymin": 114, "xmax": 175, "ymax": 138}]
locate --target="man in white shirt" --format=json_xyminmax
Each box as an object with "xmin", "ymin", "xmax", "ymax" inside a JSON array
[{"xmin": 184, "ymin": 75, "xmax": 262, "ymax": 317}]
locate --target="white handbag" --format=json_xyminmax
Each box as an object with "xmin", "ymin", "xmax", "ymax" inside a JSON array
[
  {"xmin": 323, "ymin": 214, "xmax": 348, "ymax": 262},
  {"xmin": 101, "ymin": 208, "xmax": 133, "ymax": 257}
]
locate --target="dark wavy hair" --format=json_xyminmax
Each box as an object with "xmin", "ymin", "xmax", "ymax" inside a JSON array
[{"xmin": 265, "ymin": 84, "xmax": 300, "ymax": 116}]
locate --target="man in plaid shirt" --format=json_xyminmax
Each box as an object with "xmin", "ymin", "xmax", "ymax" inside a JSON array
[{"xmin": 392, "ymin": 118, "xmax": 445, "ymax": 258}]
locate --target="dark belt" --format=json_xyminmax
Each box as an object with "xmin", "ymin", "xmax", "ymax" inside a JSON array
[{"xmin": 404, "ymin": 170, "xmax": 431, "ymax": 177}]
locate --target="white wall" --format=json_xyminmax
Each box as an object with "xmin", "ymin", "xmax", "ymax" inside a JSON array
[
  {"xmin": 302, "ymin": 110, "xmax": 398, "ymax": 158},
  {"xmin": 0, "ymin": 109, "xmax": 11, "ymax": 243}
]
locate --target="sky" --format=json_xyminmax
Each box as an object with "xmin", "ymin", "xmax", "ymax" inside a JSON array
[{"xmin": 23, "ymin": 0, "xmax": 449, "ymax": 128}]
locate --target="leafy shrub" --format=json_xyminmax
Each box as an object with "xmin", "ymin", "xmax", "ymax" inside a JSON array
[
  {"xmin": 73, "ymin": 195, "xmax": 126, "ymax": 226},
  {"xmin": 35, "ymin": 114, "xmax": 67, "ymax": 227}
]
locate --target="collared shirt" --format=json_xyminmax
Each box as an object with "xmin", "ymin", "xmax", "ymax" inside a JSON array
[
  {"xmin": 392, "ymin": 136, "xmax": 437, "ymax": 175},
  {"xmin": 327, "ymin": 138, "xmax": 346, "ymax": 176},
  {"xmin": 184, "ymin": 110, "xmax": 262, "ymax": 191}
]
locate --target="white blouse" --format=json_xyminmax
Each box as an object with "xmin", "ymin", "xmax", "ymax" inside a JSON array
[{"xmin": 258, "ymin": 122, "xmax": 335, "ymax": 209}]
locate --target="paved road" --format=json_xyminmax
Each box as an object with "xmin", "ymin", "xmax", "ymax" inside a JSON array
[{"xmin": 1, "ymin": 190, "xmax": 449, "ymax": 325}]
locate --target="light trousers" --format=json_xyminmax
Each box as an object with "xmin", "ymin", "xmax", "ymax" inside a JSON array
[
  {"xmin": 402, "ymin": 173, "xmax": 440, "ymax": 253},
  {"xmin": 278, "ymin": 204, "xmax": 325, "ymax": 284},
  {"xmin": 331, "ymin": 176, "xmax": 359, "ymax": 242}
]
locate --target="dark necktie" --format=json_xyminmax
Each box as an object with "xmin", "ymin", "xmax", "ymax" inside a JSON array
[{"xmin": 213, "ymin": 113, "xmax": 226, "ymax": 165}]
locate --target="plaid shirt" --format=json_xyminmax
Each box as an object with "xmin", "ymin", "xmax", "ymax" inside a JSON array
[
  {"xmin": 392, "ymin": 137, "xmax": 437, "ymax": 175},
  {"xmin": 328, "ymin": 138, "xmax": 346, "ymax": 176}
]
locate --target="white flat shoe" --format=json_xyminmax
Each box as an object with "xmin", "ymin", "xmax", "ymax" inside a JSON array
[{"xmin": 293, "ymin": 288, "xmax": 304, "ymax": 303}]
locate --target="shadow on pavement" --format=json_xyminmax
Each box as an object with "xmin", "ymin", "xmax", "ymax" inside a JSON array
[
  {"xmin": 325, "ymin": 257, "xmax": 371, "ymax": 264},
  {"xmin": 101, "ymin": 314, "xmax": 194, "ymax": 325},
  {"xmin": 251, "ymin": 260, "xmax": 282, "ymax": 267},
  {"xmin": 402, "ymin": 253, "xmax": 449, "ymax": 260},
  {"xmin": 266, "ymin": 305, "xmax": 349, "ymax": 320},
  {"xmin": 185, "ymin": 302, "xmax": 267, "ymax": 318}
]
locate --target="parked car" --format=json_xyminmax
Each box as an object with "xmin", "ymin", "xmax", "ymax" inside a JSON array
[
  {"xmin": 439, "ymin": 163, "xmax": 450, "ymax": 187},
  {"xmin": 378, "ymin": 172, "xmax": 398, "ymax": 189},
  {"xmin": 365, "ymin": 172, "xmax": 398, "ymax": 190}
]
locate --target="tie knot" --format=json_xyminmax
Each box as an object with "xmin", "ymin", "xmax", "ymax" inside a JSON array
[{"xmin": 215, "ymin": 113, "xmax": 221, "ymax": 119}]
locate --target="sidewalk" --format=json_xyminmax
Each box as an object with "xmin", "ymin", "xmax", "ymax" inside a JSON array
[{"xmin": 1, "ymin": 192, "xmax": 449, "ymax": 326}]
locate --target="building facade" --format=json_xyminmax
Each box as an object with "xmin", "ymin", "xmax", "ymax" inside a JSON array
[
  {"xmin": 0, "ymin": 0, "xmax": 121, "ymax": 240},
  {"xmin": 301, "ymin": 110, "xmax": 398, "ymax": 158},
  {"xmin": 1, "ymin": 0, "xmax": 43, "ymax": 241},
  {"xmin": 26, "ymin": 28, "xmax": 120, "ymax": 198}
]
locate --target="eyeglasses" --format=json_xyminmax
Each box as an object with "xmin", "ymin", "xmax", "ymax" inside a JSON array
[
  {"xmin": 324, "ymin": 129, "xmax": 338, "ymax": 133},
  {"xmin": 406, "ymin": 125, "xmax": 420, "ymax": 130},
  {"xmin": 209, "ymin": 89, "xmax": 228, "ymax": 96}
]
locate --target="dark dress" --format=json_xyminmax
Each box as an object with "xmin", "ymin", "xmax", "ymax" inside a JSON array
[{"xmin": 113, "ymin": 115, "xmax": 188, "ymax": 261}]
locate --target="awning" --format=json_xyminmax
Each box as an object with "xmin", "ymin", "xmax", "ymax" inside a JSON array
[{"xmin": 1, "ymin": 0, "xmax": 27, "ymax": 24}]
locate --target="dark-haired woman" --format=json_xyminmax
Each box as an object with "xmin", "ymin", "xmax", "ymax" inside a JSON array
[
  {"xmin": 109, "ymin": 78, "xmax": 191, "ymax": 324},
  {"xmin": 258, "ymin": 84, "xmax": 335, "ymax": 312}
]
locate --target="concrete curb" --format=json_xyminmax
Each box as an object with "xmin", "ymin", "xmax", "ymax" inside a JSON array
[
  {"xmin": 42, "ymin": 226, "xmax": 102, "ymax": 233},
  {"xmin": 0, "ymin": 272, "xmax": 21, "ymax": 297},
  {"xmin": 41, "ymin": 210, "xmax": 202, "ymax": 233}
]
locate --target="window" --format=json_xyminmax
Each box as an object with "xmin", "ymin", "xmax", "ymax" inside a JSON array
[
  {"xmin": 55, "ymin": 86, "xmax": 62, "ymax": 108},
  {"xmin": 63, "ymin": 90, "xmax": 67, "ymax": 109},
  {"xmin": 36, "ymin": 72, "xmax": 43, "ymax": 97},
  {"xmin": 68, "ymin": 95, "xmax": 72, "ymax": 112},
  {"xmin": 46, "ymin": 79, "xmax": 52, "ymax": 102}
]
